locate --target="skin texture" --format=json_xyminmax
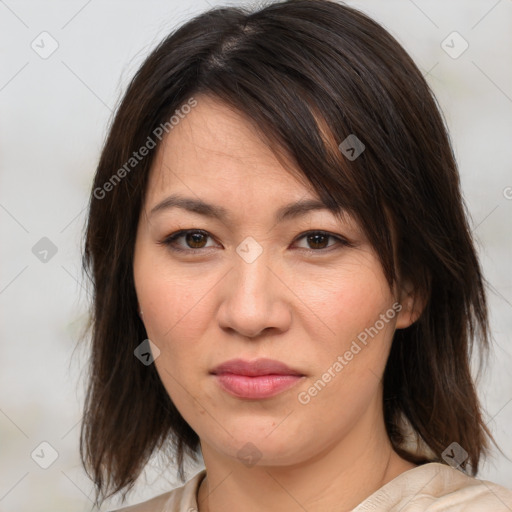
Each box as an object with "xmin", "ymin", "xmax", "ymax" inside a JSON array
[{"xmin": 133, "ymin": 95, "xmax": 421, "ymax": 512}]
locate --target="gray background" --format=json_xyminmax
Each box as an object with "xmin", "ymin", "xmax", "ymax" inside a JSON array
[{"xmin": 0, "ymin": 0, "xmax": 511, "ymax": 510}]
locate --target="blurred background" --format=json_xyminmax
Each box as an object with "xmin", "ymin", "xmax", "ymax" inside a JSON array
[{"xmin": 0, "ymin": 0, "xmax": 511, "ymax": 510}]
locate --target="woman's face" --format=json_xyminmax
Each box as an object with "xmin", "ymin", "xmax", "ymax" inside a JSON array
[{"xmin": 133, "ymin": 95, "xmax": 415, "ymax": 467}]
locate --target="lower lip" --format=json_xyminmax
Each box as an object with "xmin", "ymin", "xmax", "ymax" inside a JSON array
[{"xmin": 214, "ymin": 373, "xmax": 304, "ymax": 399}]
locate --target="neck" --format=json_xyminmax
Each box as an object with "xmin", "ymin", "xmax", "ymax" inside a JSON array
[{"xmin": 196, "ymin": 405, "xmax": 416, "ymax": 512}]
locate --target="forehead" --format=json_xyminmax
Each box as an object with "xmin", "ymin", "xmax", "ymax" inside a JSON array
[{"xmin": 145, "ymin": 94, "xmax": 315, "ymax": 206}]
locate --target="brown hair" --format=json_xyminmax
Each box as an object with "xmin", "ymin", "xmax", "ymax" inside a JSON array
[{"xmin": 80, "ymin": 0, "xmax": 495, "ymax": 505}]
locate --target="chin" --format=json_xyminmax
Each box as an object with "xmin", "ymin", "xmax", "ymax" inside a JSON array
[{"xmin": 200, "ymin": 418, "xmax": 316, "ymax": 467}]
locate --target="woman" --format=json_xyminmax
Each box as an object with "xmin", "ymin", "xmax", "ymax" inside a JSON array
[{"xmin": 80, "ymin": 0, "xmax": 512, "ymax": 510}]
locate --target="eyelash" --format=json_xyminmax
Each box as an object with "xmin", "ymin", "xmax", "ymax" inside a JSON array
[{"xmin": 157, "ymin": 229, "xmax": 352, "ymax": 254}]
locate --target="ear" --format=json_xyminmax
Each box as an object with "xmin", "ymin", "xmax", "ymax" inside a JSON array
[{"xmin": 395, "ymin": 280, "xmax": 426, "ymax": 329}]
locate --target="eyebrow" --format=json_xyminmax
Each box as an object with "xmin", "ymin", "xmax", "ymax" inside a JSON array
[{"xmin": 149, "ymin": 194, "xmax": 332, "ymax": 223}]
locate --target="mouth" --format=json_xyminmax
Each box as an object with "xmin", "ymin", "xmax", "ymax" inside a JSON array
[{"xmin": 210, "ymin": 358, "xmax": 305, "ymax": 399}]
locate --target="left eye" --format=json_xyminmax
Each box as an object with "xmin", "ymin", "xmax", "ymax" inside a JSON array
[
  {"xmin": 294, "ymin": 231, "xmax": 346, "ymax": 250},
  {"xmin": 158, "ymin": 229, "xmax": 350, "ymax": 253}
]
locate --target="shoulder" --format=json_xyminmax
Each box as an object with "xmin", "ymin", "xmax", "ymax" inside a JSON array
[
  {"xmin": 353, "ymin": 462, "xmax": 512, "ymax": 511},
  {"xmin": 108, "ymin": 469, "xmax": 206, "ymax": 512}
]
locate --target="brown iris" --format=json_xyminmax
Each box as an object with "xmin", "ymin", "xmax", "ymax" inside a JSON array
[{"xmin": 186, "ymin": 232, "xmax": 208, "ymax": 248}]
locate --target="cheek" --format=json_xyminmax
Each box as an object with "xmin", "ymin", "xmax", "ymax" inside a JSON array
[
  {"xmin": 294, "ymin": 256, "xmax": 394, "ymax": 345},
  {"xmin": 293, "ymin": 257, "xmax": 396, "ymax": 402},
  {"xmin": 133, "ymin": 261, "xmax": 221, "ymax": 402},
  {"xmin": 135, "ymin": 256, "xmax": 217, "ymax": 343},
  {"xmin": 135, "ymin": 263, "xmax": 215, "ymax": 416}
]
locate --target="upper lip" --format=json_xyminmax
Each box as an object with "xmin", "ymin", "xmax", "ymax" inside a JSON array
[{"xmin": 211, "ymin": 358, "xmax": 304, "ymax": 377}]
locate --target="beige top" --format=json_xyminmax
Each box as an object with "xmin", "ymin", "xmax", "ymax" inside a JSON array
[{"xmin": 112, "ymin": 463, "xmax": 512, "ymax": 511}]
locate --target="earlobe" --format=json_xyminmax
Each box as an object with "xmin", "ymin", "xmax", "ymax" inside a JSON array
[{"xmin": 395, "ymin": 283, "xmax": 425, "ymax": 329}]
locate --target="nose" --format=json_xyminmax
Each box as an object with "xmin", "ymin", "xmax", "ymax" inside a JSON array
[{"xmin": 216, "ymin": 247, "xmax": 292, "ymax": 339}]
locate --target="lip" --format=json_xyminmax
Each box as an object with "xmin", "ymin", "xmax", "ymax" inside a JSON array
[{"xmin": 211, "ymin": 358, "xmax": 305, "ymax": 399}]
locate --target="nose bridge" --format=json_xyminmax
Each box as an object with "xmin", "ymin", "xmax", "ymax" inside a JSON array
[
  {"xmin": 218, "ymin": 236, "xmax": 290, "ymax": 337},
  {"xmin": 232, "ymin": 237, "xmax": 273, "ymax": 311}
]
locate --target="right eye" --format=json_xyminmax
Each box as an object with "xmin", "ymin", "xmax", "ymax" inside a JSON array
[{"xmin": 157, "ymin": 229, "xmax": 220, "ymax": 253}]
